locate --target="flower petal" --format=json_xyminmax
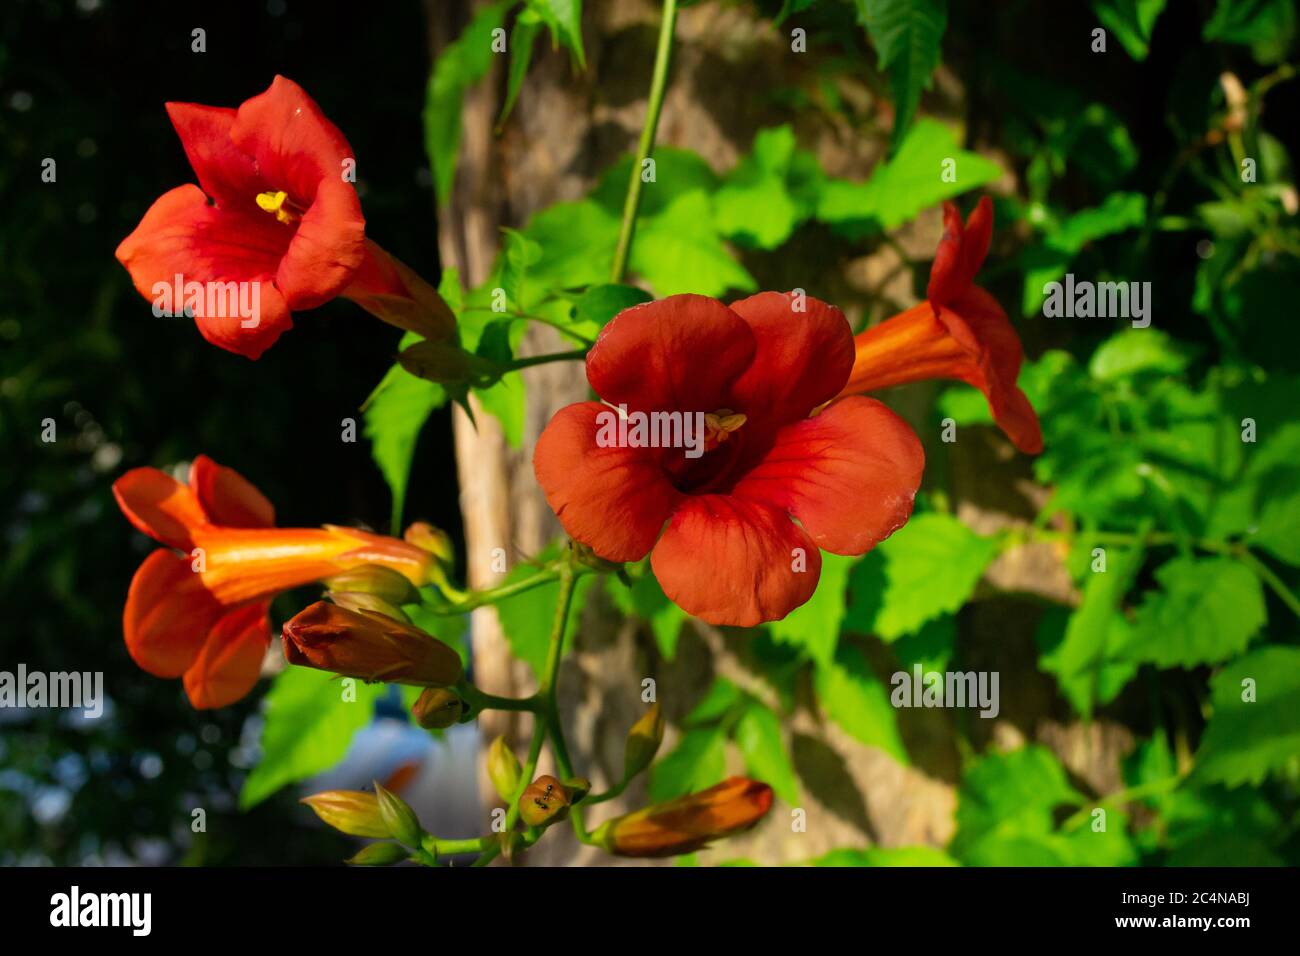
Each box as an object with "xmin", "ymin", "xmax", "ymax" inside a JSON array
[
  {"xmin": 231, "ymin": 76, "xmax": 365, "ymax": 308},
  {"xmin": 534, "ymin": 401, "xmax": 681, "ymax": 562},
  {"xmin": 726, "ymin": 291, "xmax": 855, "ymax": 425},
  {"xmin": 113, "ymin": 466, "xmax": 210, "ymax": 551},
  {"xmin": 114, "ymin": 184, "xmax": 293, "ymax": 359},
  {"xmin": 276, "ymin": 178, "xmax": 366, "ymax": 310},
  {"xmin": 183, "ymin": 602, "xmax": 271, "ymax": 709},
  {"xmin": 189, "ymin": 455, "xmax": 275, "ymax": 528},
  {"xmin": 124, "ymin": 549, "xmax": 226, "ymax": 679},
  {"xmin": 164, "ymin": 102, "xmax": 266, "ymax": 211},
  {"xmin": 587, "ymin": 295, "xmax": 755, "ymax": 415},
  {"xmin": 732, "ymin": 396, "xmax": 924, "ymax": 555},
  {"xmin": 927, "ymin": 196, "xmax": 992, "ymax": 307},
  {"xmin": 650, "ymin": 496, "xmax": 820, "ymax": 626}
]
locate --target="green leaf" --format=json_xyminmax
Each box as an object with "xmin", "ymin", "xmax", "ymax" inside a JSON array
[
  {"xmin": 855, "ymin": 0, "xmax": 949, "ymax": 151},
  {"xmin": 530, "ymin": 0, "xmax": 585, "ymax": 68},
  {"xmin": 423, "ymin": 0, "xmax": 513, "ymax": 207},
  {"xmin": 1126, "ymin": 556, "xmax": 1266, "ymax": 668},
  {"xmin": 814, "ymin": 644, "xmax": 908, "ymax": 763},
  {"xmin": 845, "ymin": 512, "xmax": 998, "ymax": 640},
  {"xmin": 631, "ymin": 190, "xmax": 756, "ymax": 296},
  {"xmin": 892, "ymin": 615, "xmax": 956, "ymax": 673},
  {"xmin": 714, "ymin": 125, "xmax": 826, "ymax": 249},
  {"xmin": 363, "ymin": 356, "xmax": 446, "ymax": 534},
  {"xmin": 768, "ymin": 552, "xmax": 857, "ymax": 666},
  {"xmin": 1038, "ymin": 546, "xmax": 1145, "ymax": 717},
  {"xmin": 649, "ymin": 726, "xmax": 728, "ymax": 801},
  {"xmin": 1194, "ymin": 645, "xmax": 1300, "ymax": 787},
  {"xmin": 1203, "ymin": 0, "xmax": 1297, "ymax": 63},
  {"xmin": 685, "ymin": 677, "xmax": 744, "ymax": 727},
  {"xmin": 734, "ymin": 703, "xmax": 800, "ymax": 805},
  {"xmin": 1088, "ymin": 328, "xmax": 1195, "ymax": 382},
  {"xmin": 951, "ymin": 746, "xmax": 1136, "ymax": 866},
  {"xmin": 1019, "ymin": 192, "xmax": 1147, "ymax": 313},
  {"xmin": 1091, "ymin": 0, "xmax": 1167, "ymax": 59},
  {"xmin": 569, "ymin": 283, "xmax": 653, "ymax": 340},
  {"xmin": 499, "ymin": 15, "xmax": 542, "ymax": 128},
  {"xmin": 807, "ymin": 846, "xmax": 958, "ymax": 866},
  {"xmin": 240, "ymin": 668, "xmax": 382, "ymax": 810},
  {"xmin": 606, "ymin": 571, "xmax": 687, "ymax": 660},
  {"xmin": 816, "ymin": 118, "xmax": 1001, "ymax": 235}
]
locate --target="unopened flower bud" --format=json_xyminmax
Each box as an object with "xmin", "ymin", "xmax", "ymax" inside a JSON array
[
  {"xmin": 622, "ymin": 702, "xmax": 664, "ymax": 781},
  {"xmin": 519, "ymin": 774, "xmax": 572, "ymax": 828},
  {"xmin": 323, "ymin": 563, "xmax": 418, "ymax": 604},
  {"xmin": 283, "ymin": 601, "xmax": 463, "ymax": 686},
  {"xmin": 374, "ymin": 780, "xmax": 423, "ymax": 847},
  {"xmin": 593, "ymin": 777, "xmax": 773, "ymax": 858},
  {"xmin": 345, "ymin": 842, "xmax": 408, "ymax": 866},
  {"xmin": 404, "ymin": 522, "xmax": 455, "ymax": 566},
  {"xmin": 487, "ymin": 735, "xmax": 522, "ymax": 802},
  {"xmin": 412, "ymin": 687, "xmax": 465, "ymax": 729},
  {"xmin": 301, "ymin": 789, "xmax": 390, "ymax": 838}
]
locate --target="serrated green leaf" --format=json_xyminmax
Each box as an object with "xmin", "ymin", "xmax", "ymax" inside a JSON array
[
  {"xmin": 734, "ymin": 703, "xmax": 800, "ymax": 805},
  {"xmin": 856, "ymin": 0, "xmax": 949, "ymax": 150},
  {"xmin": 649, "ymin": 726, "xmax": 728, "ymax": 801},
  {"xmin": 1126, "ymin": 556, "xmax": 1266, "ymax": 668},
  {"xmin": 768, "ymin": 552, "xmax": 857, "ymax": 666},
  {"xmin": 845, "ymin": 512, "xmax": 998, "ymax": 640},
  {"xmin": 816, "ymin": 118, "xmax": 1001, "ymax": 235},
  {"xmin": 814, "ymin": 644, "xmax": 907, "ymax": 763},
  {"xmin": 423, "ymin": 0, "xmax": 513, "ymax": 207},
  {"xmin": 1194, "ymin": 645, "xmax": 1300, "ymax": 787},
  {"xmin": 606, "ymin": 571, "xmax": 687, "ymax": 660},
  {"xmin": 1091, "ymin": 0, "xmax": 1167, "ymax": 60}
]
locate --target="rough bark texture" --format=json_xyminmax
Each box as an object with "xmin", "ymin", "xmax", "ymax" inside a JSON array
[{"xmin": 426, "ymin": 0, "xmax": 1127, "ymax": 866}]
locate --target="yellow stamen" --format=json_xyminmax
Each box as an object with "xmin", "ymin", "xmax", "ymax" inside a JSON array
[
  {"xmin": 703, "ymin": 408, "xmax": 747, "ymax": 450},
  {"xmin": 255, "ymin": 190, "xmax": 298, "ymax": 225}
]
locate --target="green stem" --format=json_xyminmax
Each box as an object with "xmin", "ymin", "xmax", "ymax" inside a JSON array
[
  {"xmin": 1235, "ymin": 547, "xmax": 1300, "ymax": 621},
  {"xmin": 430, "ymin": 568, "xmax": 558, "ymax": 615},
  {"xmin": 1061, "ymin": 773, "xmax": 1187, "ymax": 832},
  {"xmin": 470, "ymin": 558, "xmax": 580, "ymax": 866},
  {"xmin": 610, "ymin": 0, "xmax": 679, "ymax": 283},
  {"xmin": 455, "ymin": 680, "xmax": 538, "ymax": 714}
]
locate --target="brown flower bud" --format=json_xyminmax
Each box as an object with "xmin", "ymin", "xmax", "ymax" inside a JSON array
[
  {"xmin": 411, "ymin": 687, "xmax": 465, "ymax": 729},
  {"xmin": 519, "ymin": 774, "xmax": 572, "ymax": 828},
  {"xmin": 283, "ymin": 601, "xmax": 463, "ymax": 686},
  {"xmin": 593, "ymin": 777, "xmax": 774, "ymax": 858}
]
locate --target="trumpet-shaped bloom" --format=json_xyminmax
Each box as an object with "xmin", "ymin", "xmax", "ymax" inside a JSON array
[
  {"xmin": 838, "ymin": 197, "xmax": 1043, "ymax": 454},
  {"xmin": 113, "ymin": 455, "xmax": 434, "ymax": 708},
  {"xmin": 534, "ymin": 292, "xmax": 924, "ymax": 627},
  {"xmin": 595, "ymin": 777, "xmax": 774, "ymax": 857},
  {"xmin": 116, "ymin": 76, "xmax": 451, "ymax": 359}
]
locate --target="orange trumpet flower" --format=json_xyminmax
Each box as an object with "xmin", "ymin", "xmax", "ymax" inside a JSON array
[
  {"xmin": 112, "ymin": 455, "xmax": 435, "ymax": 708},
  {"xmin": 838, "ymin": 197, "xmax": 1043, "ymax": 454}
]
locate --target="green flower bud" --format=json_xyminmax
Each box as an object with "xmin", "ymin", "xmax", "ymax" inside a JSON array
[
  {"xmin": 412, "ymin": 687, "xmax": 465, "ymax": 729},
  {"xmin": 345, "ymin": 842, "xmax": 409, "ymax": 866},
  {"xmin": 623, "ymin": 702, "xmax": 664, "ymax": 781},
  {"xmin": 487, "ymin": 735, "xmax": 522, "ymax": 802},
  {"xmin": 374, "ymin": 781, "xmax": 423, "ymax": 848}
]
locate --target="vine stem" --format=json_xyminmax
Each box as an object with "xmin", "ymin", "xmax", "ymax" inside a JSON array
[
  {"xmin": 471, "ymin": 558, "xmax": 580, "ymax": 867},
  {"xmin": 610, "ymin": 0, "xmax": 679, "ymax": 283},
  {"xmin": 1061, "ymin": 773, "xmax": 1188, "ymax": 832}
]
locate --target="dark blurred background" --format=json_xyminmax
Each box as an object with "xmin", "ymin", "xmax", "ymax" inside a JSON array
[{"xmin": 0, "ymin": 0, "xmax": 461, "ymax": 865}]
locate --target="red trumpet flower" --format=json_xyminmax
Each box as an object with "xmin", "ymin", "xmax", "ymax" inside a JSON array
[
  {"xmin": 838, "ymin": 197, "xmax": 1043, "ymax": 454},
  {"xmin": 116, "ymin": 75, "xmax": 451, "ymax": 359},
  {"xmin": 534, "ymin": 292, "xmax": 924, "ymax": 627},
  {"xmin": 113, "ymin": 455, "xmax": 435, "ymax": 708}
]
